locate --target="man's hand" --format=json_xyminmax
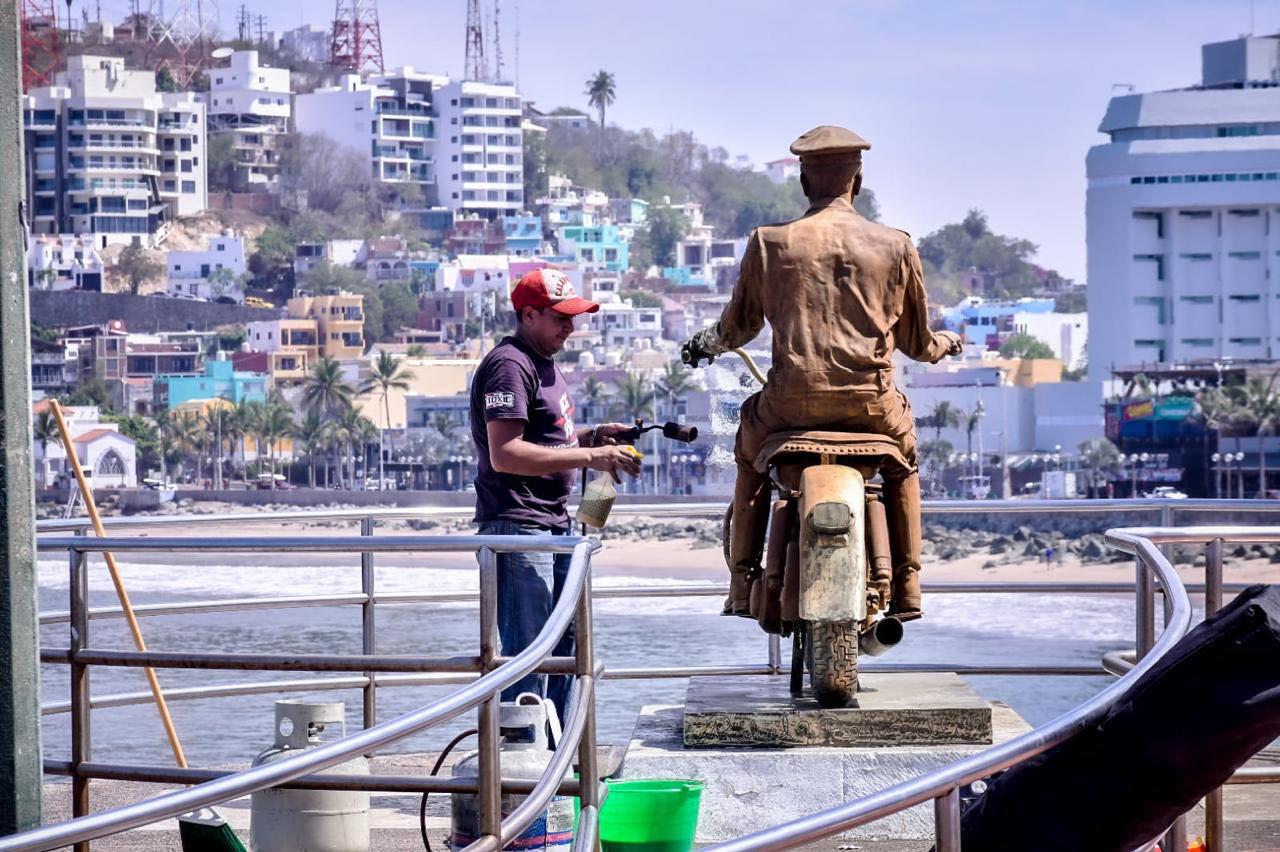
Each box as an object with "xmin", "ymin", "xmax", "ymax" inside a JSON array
[
  {"xmin": 591, "ymin": 422, "xmax": 636, "ymax": 446},
  {"xmin": 938, "ymin": 331, "xmax": 964, "ymax": 356},
  {"xmin": 588, "ymin": 445, "xmax": 642, "ymax": 483}
]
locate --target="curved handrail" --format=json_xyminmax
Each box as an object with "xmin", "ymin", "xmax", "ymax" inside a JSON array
[
  {"xmin": 0, "ymin": 537, "xmax": 598, "ymax": 852},
  {"xmin": 706, "ymin": 527, "xmax": 1193, "ymax": 851}
]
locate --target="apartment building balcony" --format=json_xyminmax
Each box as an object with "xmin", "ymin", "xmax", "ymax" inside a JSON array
[
  {"xmin": 69, "ymin": 139, "xmax": 160, "ymax": 154},
  {"xmin": 68, "ymin": 117, "xmax": 151, "ymax": 129},
  {"xmin": 24, "ymin": 111, "xmax": 57, "ymax": 129},
  {"xmin": 31, "ymin": 178, "xmax": 58, "ymax": 194}
]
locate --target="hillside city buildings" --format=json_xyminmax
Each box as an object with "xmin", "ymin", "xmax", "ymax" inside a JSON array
[
  {"xmin": 1087, "ymin": 33, "xmax": 1280, "ymax": 378},
  {"xmin": 22, "ymin": 55, "xmax": 207, "ymax": 247}
]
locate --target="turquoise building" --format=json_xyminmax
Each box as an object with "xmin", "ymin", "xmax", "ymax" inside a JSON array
[
  {"xmin": 557, "ymin": 224, "xmax": 629, "ymax": 272},
  {"xmin": 153, "ymin": 357, "xmax": 269, "ymax": 410}
]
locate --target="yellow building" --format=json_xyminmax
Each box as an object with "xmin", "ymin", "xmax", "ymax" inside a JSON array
[
  {"xmin": 288, "ymin": 293, "xmax": 366, "ymax": 360},
  {"xmin": 354, "ymin": 357, "xmax": 478, "ymax": 430}
]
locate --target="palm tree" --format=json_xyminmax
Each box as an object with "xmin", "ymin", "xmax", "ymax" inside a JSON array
[
  {"xmin": 584, "ymin": 69, "xmax": 616, "ymax": 140},
  {"xmin": 337, "ymin": 408, "xmax": 376, "ymax": 489},
  {"xmin": 581, "ymin": 376, "xmax": 606, "ymax": 423},
  {"xmin": 361, "ymin": 351, "xmax": 413, "ymax": 488},
  {"xmin": 168, "ymin": 410, "xmax": 202, "ymax": 483},
  {"xmin": 611, "ymin": 371, "xmax": 654, "ymax": 423},
  {"xmin": 204, "ymin": 403, "xmax": 235, "ymax": 489},
  {"xmin": 295, "ymin": 410, "xmax": 329, "ymax": 488},
  {"xmin": 656, "ymin": 362, "xmax": 696, "ymax": 492},
  {"xmin": 1078, "ymin": 437, "xmax": 1122, "ymax": 498},
  {"xmin": 927, "ymin": 400, "xmax": 961, "ymax": 442},
  {"xmin": 304, "ymin": 356, "xmax": 355, "ymax": 419},
  {"xmin": 33, "ymin": 410, "xmax": 59, "ymax": 488},
  {"xmin": 1242, "ymin": 373, "xmax": 1280, "ymax": 497},
  {"xmin": 260, "ymin": 402, "xmax": 295, "ymax": 488}
]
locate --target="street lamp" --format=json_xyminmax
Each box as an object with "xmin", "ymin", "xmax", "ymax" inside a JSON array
[
  {"xmin": 448, "ymin": 454, "xmax": 474, "ymax": 491},
  {"xmin": 1211, "ymin": 451, "xmax": 1222, "ymax": 498},
  {"xmin": 1234, "ymin": 450, "xmax": 1245, "ymax": 499}
]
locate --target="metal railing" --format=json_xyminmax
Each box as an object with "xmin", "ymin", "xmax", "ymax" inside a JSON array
[
  {"xmin": 708, "ymin": 525, "xmax": 1280, "ymax": 852},
  {"xmin": 14, "ymin": 502, "xmax": 1280, "ymax": 850},
  {"xmin": 2, "ymin": 534, "xmax": 604, "ymax": 852}
]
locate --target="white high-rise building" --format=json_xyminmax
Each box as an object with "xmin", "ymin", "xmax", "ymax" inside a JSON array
[
  {"xmin": 433, "ymin": 79, "xmax": 524, "ymax": 219},
  {"xmin": 293, "ymin": 70, "xmax": 523, "ymax": 221},
  {"xmin": 22, "ymin": 55, "xmax": 207, "ymax": 247},
  {"xmin": 1087, "ymin": 35, "xmax": 1280, "ymax": 379},
  {"xmin": 203, "ymin": 50, "xmax": 292, "ymax": 190},
  {"xmin": 294, "ymin": 70, "xmax": 437, "ymax": 213}
]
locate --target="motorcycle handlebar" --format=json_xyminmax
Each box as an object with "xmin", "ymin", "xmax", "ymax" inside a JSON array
[{"xmin": 617, "ymin": 421, "xmax": 699, "ymax": 444}]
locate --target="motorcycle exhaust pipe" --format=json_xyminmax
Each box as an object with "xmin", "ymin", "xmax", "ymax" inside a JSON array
[{"xmin": 859, "ymin": 616, "xmax": 905, "ymax": 657}]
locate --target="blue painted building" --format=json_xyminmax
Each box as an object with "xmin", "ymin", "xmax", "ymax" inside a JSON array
[
  {"xmin": 153, "ymin": 357, "xmax": 269, "ymax": 410},
  {"xmin": 942, "ymin": 297, "xmax": 1057, "ymax": 345},
  {"xmin": 557, "ymin": 224, "xmax": 629, "ymax": 273},
  {"xmin": 503, "ymin": 214, "xmax": 543, "ymax": 257}
]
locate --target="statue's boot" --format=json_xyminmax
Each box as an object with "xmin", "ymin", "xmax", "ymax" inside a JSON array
[
  {"xmin": 723, "ymin": 464, "xmax": 771, "ymax": 616},
  {"xmin": 885, "ymin": 471, "xmax": 924, "ymax": 622}
]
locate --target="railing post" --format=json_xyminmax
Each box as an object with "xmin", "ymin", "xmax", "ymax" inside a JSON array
[
  {"xmin": 1135, "ymin": 559, "xmax": 1155, "ymax": 659},
  {"xmin": 1205, "ymin": 538, "xmax": 1225, "ymax": 852},
  {"xmin": 934, "ymin": 786, "xmax": 961, "ymax": 852},
  {"xmin": 70, "ymin": 542, "xmax": 91, "ymax": 852},
  {"xmin": 1162, "ymin": 814, "xmax": 1187, "ymax": 852},
  {"xmin": 576, "ymin": 561, "xmax": 600, "ymax": 818},
  {"xmin": 0, "ymin": 3, "xmax": 42, "ymax": 830},
  {"xmin": 360, "ymin": 515, "xmax": 376, "ymax": 730},
  {"xmin": 767, "ymin": 632, "xmax": 781, "ymax": 675},
  {"xmin": 477, "ymin": 545, "xmax": 502, "ymax": 844}
]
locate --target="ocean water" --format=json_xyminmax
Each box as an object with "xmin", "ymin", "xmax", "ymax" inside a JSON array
[{"xmin": 36, "ymin": 553, "xmax": 1153, "ymax": 769}]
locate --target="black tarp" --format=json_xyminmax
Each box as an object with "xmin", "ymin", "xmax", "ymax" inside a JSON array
[{"xmin": 951, "ymin": 583, "xmax": 1280, "ymax": 851}]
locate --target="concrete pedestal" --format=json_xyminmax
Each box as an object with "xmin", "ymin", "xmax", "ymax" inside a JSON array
[
  {"xmin": 619, "ymin": 677, "xmax": 1031, "ymax": 842},
  {"xmin": 683, "ymin": 673, "xmax": 993, "ymax": 748}
]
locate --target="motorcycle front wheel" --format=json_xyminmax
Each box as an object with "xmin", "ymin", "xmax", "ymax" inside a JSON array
[{"xmin": 808, "ymin": 621, "xmax": 858, "ymax": 708}]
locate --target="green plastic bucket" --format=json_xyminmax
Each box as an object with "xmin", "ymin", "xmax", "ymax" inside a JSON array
[{"xmin": 593, "ymin": 778, "xmax": 704, "ymax": 852}]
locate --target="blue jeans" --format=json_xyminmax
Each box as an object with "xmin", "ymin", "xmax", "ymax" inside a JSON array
[{"xmin": 477, "ymin": 520, "xmax": 574, "ymax": 725}]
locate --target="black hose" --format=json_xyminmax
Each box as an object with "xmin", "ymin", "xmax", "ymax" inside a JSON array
[{"xmin": 420, "ymin": 727, "xmax": 479, "ymax": 852}]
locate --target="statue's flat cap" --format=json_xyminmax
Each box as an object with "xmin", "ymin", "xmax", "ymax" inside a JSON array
[{"xmin": 789, "ymin": 125, "xmax": 871, "ymax": 157}]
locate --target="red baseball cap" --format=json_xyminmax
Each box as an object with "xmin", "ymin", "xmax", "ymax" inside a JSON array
[{"xmin": 511, "ymin": 269, "xmax": 599, "ymax": 316}]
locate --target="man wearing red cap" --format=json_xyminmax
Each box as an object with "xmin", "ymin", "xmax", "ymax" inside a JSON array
[{"xmin": 469, "ymin": 268, "xmax": 641, "ymax": 721}]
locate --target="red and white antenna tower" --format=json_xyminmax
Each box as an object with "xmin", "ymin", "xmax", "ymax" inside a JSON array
[
  {"xmin": 491, "ymin": 0, "xmax": 503, "ymax": 80},
  {"xmin": 329, "ymin": 0, "xmax": 384, "ymax": 75},
  {"xmin": 464, "ymin": 0, "xmax": 486, "ymax": 81},
  {"xmin": 20, "ymin": 0, "xmax": 63, "ymax": 90},
  {"xmin": 147, "ymin": 0, "xmax": 220, "ymax": 88}
]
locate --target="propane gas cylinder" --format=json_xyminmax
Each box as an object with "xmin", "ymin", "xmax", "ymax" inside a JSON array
[
  {"xmin": 249, "ymin": 701, "xmax": 370, "ymax": 852},
  {"xmin": 450, "ymin": 693, "xmax": 574, "ymax": 851}
]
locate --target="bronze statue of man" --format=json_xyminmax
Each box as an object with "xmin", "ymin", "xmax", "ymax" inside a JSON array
[{"xmin": 682, "ymin": 125, "xmax": 962, "ymax": 620}]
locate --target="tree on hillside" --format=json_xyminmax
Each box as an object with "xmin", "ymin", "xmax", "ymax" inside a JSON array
[
  {"xmin": 278, "ymin": 132, "xmax": 374, "ymax": 215},
  {"xmin": 622, "ymin": 289, "xmax": 664, "ymax": 308},
  {"xmin": 631, "ymin": 206, "xmax": 689, "ymax": 270},
  {"xmin": 585, "ymin": 70, "xmax": 616, "ymax": 135},
  {"xmin": 917, "ymin": 209, "xmax": 1041, "ymax": 302},
  {"xmin": 116, "ymin": 243, "xmax": 164, "ymax": 295},
  {"xmin": 1000, "ymin": 333, "xmax": 1055, "ymax": 360},
  {"xmin": 207, "ymin": 133, "xmax": 238, "ymax": 192},
  {"xmin": 304, "ymin": 356, "xmax": 355, "ymax": 418}
]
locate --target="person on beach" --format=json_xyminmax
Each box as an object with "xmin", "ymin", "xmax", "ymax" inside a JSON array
[
  {"xmin": 469, "ymin": 268, "xmax": 642, "ymax": 725},
  {"xmin": 682, "ymin": 125, "xmax": 963, "ymax": 621}
]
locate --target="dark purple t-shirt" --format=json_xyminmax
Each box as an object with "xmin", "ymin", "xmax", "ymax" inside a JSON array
[{"xmin": 470, "ymin": 335, "xmax": 579, "ymax": 529}]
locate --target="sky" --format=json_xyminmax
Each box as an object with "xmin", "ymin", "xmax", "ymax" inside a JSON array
[{"xmin": 96, "ymin": 1, "xmax": 1280, "ymax": 280}]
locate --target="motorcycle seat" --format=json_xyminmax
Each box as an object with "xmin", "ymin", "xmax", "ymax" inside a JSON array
[{"xmin": 754, "ymin": 430, "xmax": 913, "ymax": 476}]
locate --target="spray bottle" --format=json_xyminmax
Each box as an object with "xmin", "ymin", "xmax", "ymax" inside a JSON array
[{"xmin": 575, "ymin": 445, "xmax": 643, "ymax": 529}]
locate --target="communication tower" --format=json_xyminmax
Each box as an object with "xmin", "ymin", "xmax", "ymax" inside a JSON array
[{"xmin": 329, "ymin": 0, "xmax": 384, "ymax": 74}]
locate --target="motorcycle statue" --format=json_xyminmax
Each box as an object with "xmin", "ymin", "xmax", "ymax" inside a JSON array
[{"xmin": 687, "ymin": 347, "xmax": 907, "ymax": 708}]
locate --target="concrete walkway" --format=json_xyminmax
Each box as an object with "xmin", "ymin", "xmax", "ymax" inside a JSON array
[{"xmin": 36, "ymin": 748, "xmax": 1280, "ymax": 851}]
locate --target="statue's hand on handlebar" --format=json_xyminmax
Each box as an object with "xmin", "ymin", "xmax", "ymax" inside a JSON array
[{"xmin": 681, "ymin": 327, "xmax": 721, "ymax": 367}]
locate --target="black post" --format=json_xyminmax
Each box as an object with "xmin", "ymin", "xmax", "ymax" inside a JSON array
[{"xmin": 0, "ymin": 2, "xmax": 43, "ymax": 832}]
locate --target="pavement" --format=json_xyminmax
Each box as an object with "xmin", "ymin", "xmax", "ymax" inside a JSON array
[{"xmin": 36, "ymin": 749, "xmax": 1280, "ymax": 851}]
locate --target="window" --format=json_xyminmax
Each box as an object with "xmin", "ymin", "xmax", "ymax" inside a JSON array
[
  {"xmin": 1230, "ymin": 337, "xmax": 1263, "ymax": 345},
  {"xmin": 1132, "ymin": 253, "xmax": 1164, "ymax": 280},
  {"xmin": 181, "ymin": 181, "xmax": 196, "ymax": 193},
  {"xmin": 1180, "ymin": 253, "xmax": 1213, "ymax": 260},
  {"xmin": 1181, "ymin": 338, "xmax": 1214, "ymax": 346},
  {"xmin": 1228, "ymin": 294, "xmax": 1261, "ymax": 302},
  {"xmin": 180, "ymin": 160, "xmax": 192, "ymax": 173},
  {"xmin": 1179, "ymin": 295, "xmax": 1214, "ymax": 304},
  {"xmin": 1229, "ymin": 251, "xmax": 1262, "ymax": 260}
]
